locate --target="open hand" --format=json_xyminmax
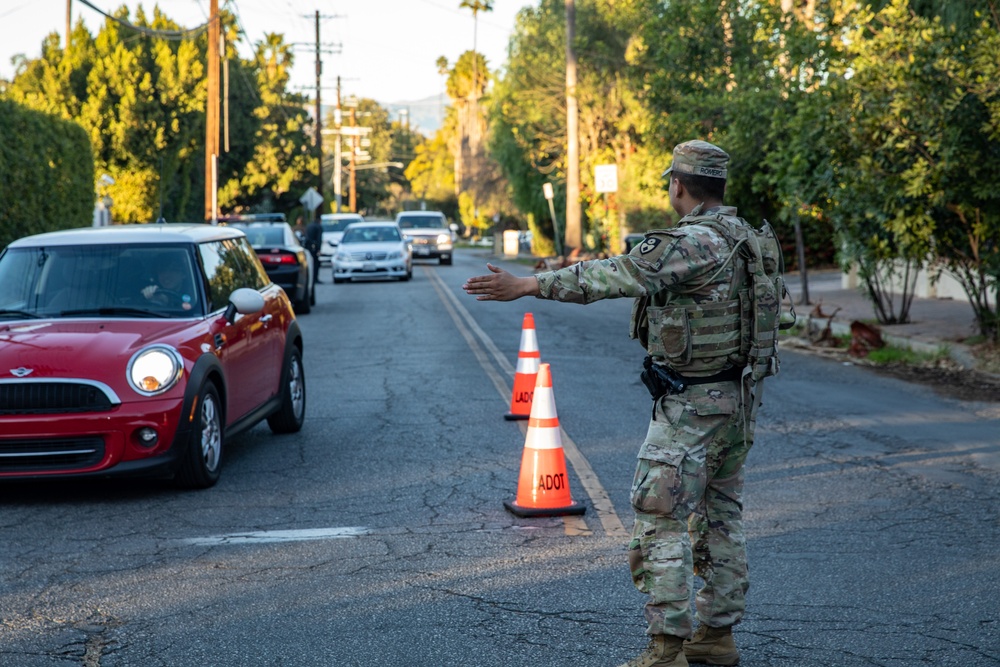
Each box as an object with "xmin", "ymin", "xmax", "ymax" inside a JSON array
[{"xmin": 462, "ymin": 263, "xmax": 539, "ymax": 302}]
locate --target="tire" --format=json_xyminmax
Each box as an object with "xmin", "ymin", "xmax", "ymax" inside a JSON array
[
  {"xmin": 333, "ymin": 277, "xmax": 345, "ymax": 284},
  {"xmin": 176, "ymin": 383, "xmax": 224, "ymax": 488},
  {"xmin": 310, "ymin": 280, "xmax": 317, "ymax": 306},
  {"xmin": 267, "ymin": 347, "xmax": 306, "ymax": 434},
  {"xmin": 440, "ymin": 256, "xmax": 452, "ymax": 266}
]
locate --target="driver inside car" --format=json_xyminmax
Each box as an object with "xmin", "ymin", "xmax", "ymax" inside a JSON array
[{"xmin": 142, "ymin": 259, "xmax": 194, "ymax": 311}]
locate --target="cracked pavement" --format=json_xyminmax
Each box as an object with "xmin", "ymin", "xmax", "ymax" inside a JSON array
[{"xmin": 1, "ymin": 254, "xmax": 998, "ymax": 666}]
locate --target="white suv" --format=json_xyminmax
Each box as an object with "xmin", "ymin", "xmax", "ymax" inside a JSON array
[{"xmin": 395, "ymin": 211, "xmax": 455, "ymax": 265}]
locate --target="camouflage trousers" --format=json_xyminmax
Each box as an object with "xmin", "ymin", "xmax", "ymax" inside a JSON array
[{"xmin": 627, "ymin": 386, "xmax": 753, "ymax": 638}]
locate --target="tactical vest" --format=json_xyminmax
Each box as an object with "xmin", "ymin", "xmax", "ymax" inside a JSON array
[{"xmin": 630, "ymin": 210, "xmax": 787, "ymax": 381}]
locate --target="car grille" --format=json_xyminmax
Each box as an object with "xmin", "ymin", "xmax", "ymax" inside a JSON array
[
  {"xmin": 0, "ymin": 381, "xmax": 117, "ymax": 415},
  {"xmin": 348, "ymin": 252, "xmax": 389, "ymax": 260},
  {"xmin": 0, "ymin": 437, "xmax": 105, "ymax": 472}
]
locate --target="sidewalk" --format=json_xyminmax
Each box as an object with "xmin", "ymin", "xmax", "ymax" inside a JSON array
[{"xmin": 785, "ymin": 269, "xmax": 983, "ymax": 368}]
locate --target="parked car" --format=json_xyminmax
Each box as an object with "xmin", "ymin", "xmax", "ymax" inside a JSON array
[
  {"xmin": 394, "ymin": 211, "xmax": 455, "ymax": 265},
  {"xmin": 319, "ymin": 213, "xmax": 364, "ymax": 266},
  {"xmin": 0, "ymin": 223, "xmax": 306, "ymax": 489},
  {"xmin": 224, "ymin": 219, "xmax": 314, "ymax": 314},
  {"xmin": 332, "ymin": 221, "xmax": 412, "ymax": 283}
]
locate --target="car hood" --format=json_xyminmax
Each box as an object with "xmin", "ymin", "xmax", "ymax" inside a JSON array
[
  {"xmin": 322, "ymin": 232, "xmax": 345, "ymax": 244},
  {"xmin": 338, "ymin": 241, "xmax": 406, "ymax": 254},
  {"xmin": 0, "ymin": 319, "xmax": 203, "ymax": 380}
]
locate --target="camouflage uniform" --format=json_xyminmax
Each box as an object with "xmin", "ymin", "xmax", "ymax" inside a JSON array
[{"xmin": 534, "ymin": 142, "xmax": 755, "ymax": 641}]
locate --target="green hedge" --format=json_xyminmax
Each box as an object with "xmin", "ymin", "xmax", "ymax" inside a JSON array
[{"xmin": 0, "ymin": 99, "xmax": 93, "ymax": 249}]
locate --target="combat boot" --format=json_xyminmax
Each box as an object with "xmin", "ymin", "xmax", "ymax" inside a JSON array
[
  {"xmin": 618, "ymin": 634, "xmax": 688, "ymax": 667},
  {"xmin": 683, "ymin": 625, "xmax": 739, "ymax": 665}
]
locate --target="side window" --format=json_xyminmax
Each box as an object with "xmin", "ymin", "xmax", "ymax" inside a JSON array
[
  {"xmin": 233, "ymin": 238, "xmax": 271, "ymax": 289},
  {"xmin": 198, "ymin": 238, "xmax": 267, "ymax": 311}
]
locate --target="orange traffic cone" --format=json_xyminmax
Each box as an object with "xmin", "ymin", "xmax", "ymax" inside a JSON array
[
  {"xmin": 504, "ymin": 313, "xmax": 540, "ymax": 421},
  {"xmin": 504, "ymin": 363, "xmax": 586, "ymax": 517}
]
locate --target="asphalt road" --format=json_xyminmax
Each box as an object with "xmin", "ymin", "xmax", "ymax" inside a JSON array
[{"xmin": 1, "ymin": 248, "xmax": 998, "ymax": 666}]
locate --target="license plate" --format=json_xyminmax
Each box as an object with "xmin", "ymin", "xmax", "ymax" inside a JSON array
[
  {"xmin": 363, "ymin": 262, "xmax": 376, "ymax": 271},
  {"xmin": 416, "ymin": 248, "xmax": 430, "ymax": 256}
]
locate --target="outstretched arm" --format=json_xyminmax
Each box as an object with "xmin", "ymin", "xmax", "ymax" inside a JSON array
[{"xmin": 463, "ymin": 263, "xmax": 540, "ymax": 301}]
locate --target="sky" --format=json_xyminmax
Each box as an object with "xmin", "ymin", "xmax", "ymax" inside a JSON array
[{"xmin": 0, "ymin": 0, "xmax": 533, "ymax": 106}]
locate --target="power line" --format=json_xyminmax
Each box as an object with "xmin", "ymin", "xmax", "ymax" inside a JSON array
[{"xmin": 76, "ymin": 0, "xmax": 213, "ymax": 39}]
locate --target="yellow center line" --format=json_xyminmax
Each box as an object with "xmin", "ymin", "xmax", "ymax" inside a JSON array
[{"xmin": 427, "ymin": 267, "xmax": 628, "ymax": 539}]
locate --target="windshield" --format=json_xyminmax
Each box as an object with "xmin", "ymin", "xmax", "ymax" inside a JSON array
[
  {"xmin": 341, "ymin": 226, "xmax": 402, "ymax": 244},
  {"xmin": 234, "ymin": 226, "xmax": 286, "ymax": 246},
  {"xmin": 322, "ymin": 216, "xmax": 362, "ymax": 233},
  {"xmin": 0, "ymin": 244, "xmax": 203, "ymax": 319},
  {"xmin": 396, "ymin": 214, "xmax": 446, "ymax": 230}
]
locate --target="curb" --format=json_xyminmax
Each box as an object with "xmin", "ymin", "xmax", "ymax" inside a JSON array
[{"xmin": 793, "ymin": 314, "xmax": 980, "ymax": 370}]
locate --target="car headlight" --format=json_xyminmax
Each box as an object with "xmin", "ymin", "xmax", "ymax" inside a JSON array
[
  {"xmin": 387, "ymin": 250, "xmax": 402, "ymax": 259},
  {"xmin": 436, "ymin": 233, "xmax": 451, "ymax": 245},
  {"xmin": 334, "ymin": 252, "xmax": 350, "ymax": 262},
  {"xmin": 128, "ymin": 345, "xmax": 184, "ymax": 396}
]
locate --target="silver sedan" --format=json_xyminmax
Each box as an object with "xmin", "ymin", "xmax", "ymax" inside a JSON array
[{"xmin": 332, "ymin": 222, "xmax": 413, "ymax": 283}]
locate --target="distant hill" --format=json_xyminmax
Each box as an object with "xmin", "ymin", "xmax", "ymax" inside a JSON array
[
  {"xmin": 381, "ymin": 94, "xmax": 448, "ymax": 137},
  {"xmin": 314, "ymin": 93, "xmax": 448, "ymax": 138}
]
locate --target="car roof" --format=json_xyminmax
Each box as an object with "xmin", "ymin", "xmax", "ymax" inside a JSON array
[
  {"xmin": 345, "ymin": 221, "xmax": 401, "ymax": 228},
  {"xmin": 6, "ymin": 223, "xmax": 246, "ymax": 248},
  {"xmin": 396, "ymin": 211, "xmax": 445, "ymax": 217},
  {"xmin": 218, "ymin": 213, "xmax": 286, "ymax": 223},
  {"xmin": 322, "ymin": 213, "xmax": 364, "ymax": 219}
]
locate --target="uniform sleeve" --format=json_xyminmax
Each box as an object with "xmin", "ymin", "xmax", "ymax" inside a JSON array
[
  {"xmin": 535, "ymin": 227, "xmax": 728, "ymax": 304},
  {"xmin": 535, "ymin": 236, "xmax": 676, "ymax": 304}
]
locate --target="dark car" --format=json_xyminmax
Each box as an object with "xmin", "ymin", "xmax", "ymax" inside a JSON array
[
  {"xmin": 0, "ymin": 223, "xmax": 306, "ymax": 488},
  {"xmin": 223, "ymin": 218, "xmax": 314, "ymax": 314}
]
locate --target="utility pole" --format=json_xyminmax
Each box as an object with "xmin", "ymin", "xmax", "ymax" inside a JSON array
[
  {"xmin": 65, "ymin": 0, "xmax": 71, "ymax": 49},
  {"xmin": 204, "ymin": 0, "xmax": 220, "ymax": 222},
  {"xmin": 349, "ymin": 103, "xmax": 357, "ymax": 213},
  {"xmin": 564, "ymin": 0, "xmax": 581, "ymax": 251},
  {"xmin": 334, "ymin": 77, "xmax": 342, "ymax": 212},
  {"xmin": 314, "ymin": 10, "xmax": 323, "ymax": 218}
]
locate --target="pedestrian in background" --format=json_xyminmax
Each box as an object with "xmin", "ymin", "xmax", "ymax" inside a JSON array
[
  {"xmin": 463, "ymin": 141, "xmax": 779, "ymax": 667},
  {"xmin": 293, "ymin": 214, "xmax": 307, "ymax": 243},
  {"xmin": 304, "ymin": 215, "xmax": 323, "ymax": 284}
]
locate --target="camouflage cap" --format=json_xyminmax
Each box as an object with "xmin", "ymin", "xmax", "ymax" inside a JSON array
[{"xmin": 661, "ymin": 140, "xmax": 729, "ymax": 180}]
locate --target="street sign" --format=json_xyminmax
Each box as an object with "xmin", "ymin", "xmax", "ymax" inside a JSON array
[
  {"xmin": 337, "ymin": 126, "xmax": 372, "ymax": 136},
  {"xmin": 542, "ymin": 182, "xmax": 554, "ymax": 200},
  {"xmin": 594, "ymin": 164, "xmax": 618, "ymax": 193},
  {"xmin": 299, "ymin": 187, "xmax": 323, "ymax": 211}
]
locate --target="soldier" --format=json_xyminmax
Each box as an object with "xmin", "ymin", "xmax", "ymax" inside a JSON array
[{"xmin": 464, "ymin": 140, "xmax": 775, "ymax": 667}]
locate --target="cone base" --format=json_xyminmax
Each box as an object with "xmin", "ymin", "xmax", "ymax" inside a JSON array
[
  {"xmin": 503, "ymin": 413, "xmax": 530, "ymax": 421},
  {"xmin": 504, "ymin": 499, "xmax": 586, "ymax": 518}
]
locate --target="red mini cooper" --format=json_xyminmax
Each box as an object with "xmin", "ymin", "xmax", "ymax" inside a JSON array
[{"xmin": 0, "ymin": 224, "xmax": 306, "ymax": 488}]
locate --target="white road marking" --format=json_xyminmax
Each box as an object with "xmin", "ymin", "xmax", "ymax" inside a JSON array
[
  {"xmin": 180, "ymin": 526, "xmax": 372, "ymax": 546},
  {"xmin": 427, "ymin": 267, "xmax": 628, "ymax": 539}
]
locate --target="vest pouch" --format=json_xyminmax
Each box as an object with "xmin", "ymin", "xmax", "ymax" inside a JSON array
[{"xmin": 646, "ymin": 305, "xmax": 691, "ymax": 364}]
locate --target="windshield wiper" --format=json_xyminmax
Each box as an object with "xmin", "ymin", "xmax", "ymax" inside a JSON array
[
  {"xmin": 0, "ymin": 309, "xmax": 42, "ymax": 319},
  {"xmin": 59, "ymin": 307, "xmax": 171, "ymax": 318}
]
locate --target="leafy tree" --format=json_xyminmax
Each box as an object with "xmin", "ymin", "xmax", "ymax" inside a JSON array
[
  {"xmin": 827, "ymin": 0, "xmax": 1000, "ymax": 336},
  {"xmin": 6, "ymin": 5, "xmax": 314, "ymax": 223}
]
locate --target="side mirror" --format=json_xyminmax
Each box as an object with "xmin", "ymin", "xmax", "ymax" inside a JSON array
[{"xmin": 224, "ymin": 287, "xmax": 265, "ymax": 323}]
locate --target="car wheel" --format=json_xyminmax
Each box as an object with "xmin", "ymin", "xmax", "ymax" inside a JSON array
[
  {"xmin": 440, "ymin": 256, "xmax": 452, "ymax": 265},
  {"xmin": 333, "ymin": 277, "xmax": 345, "ymax": 284},
  {"xmin": 267, "ymin": 346, "xmax": 306, "ymax": 434},
  {"xmin": 310, "ymin": 280, "xmax": 317, "ymax": 305},
  {"xmin": 176, "ymin": 383, "xmax": 224, "ymax": 488}
]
